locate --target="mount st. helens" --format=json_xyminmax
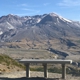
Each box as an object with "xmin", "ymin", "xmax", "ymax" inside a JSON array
[
  {"xmin": 0, "ymin": 13, "xmax": 80, "ymax": 41},
  {"xmin": 0, "ymin": 13, "xmax": 80, "ymax": 59}
]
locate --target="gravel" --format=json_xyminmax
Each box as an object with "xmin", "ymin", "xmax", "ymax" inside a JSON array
[{"xmin": 0, "ymin": 71, "xmax": 80, "ymax": 80}]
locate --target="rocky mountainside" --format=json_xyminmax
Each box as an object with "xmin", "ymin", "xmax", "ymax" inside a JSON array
[
  {"xmin": 0, "ymin": 13, "xmax": 80, "ymax": 42},
  {"xmin": 0, "ymin": 13, "xmax": 80, "ymax": 60}
]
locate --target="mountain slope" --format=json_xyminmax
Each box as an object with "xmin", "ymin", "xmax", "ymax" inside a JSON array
[
  {"xmin": 0, "ymin": 13, "xmax": 80, "ymax": 42},
  {"xmin": 0, "ymin": 13, "xmax": 80, "ymax": 60}
]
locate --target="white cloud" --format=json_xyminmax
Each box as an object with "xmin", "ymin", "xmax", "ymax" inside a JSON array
[
  {"xmin": 18, "ymin": 3, "xmax": 40, "ymax": 8},
  {"xmin": 58, "ymin": 0, "xmax": 80, "ymax": 7},
  {"xmin": 16, "ymin": 13, "xmax": 33, "ymax": 16},
  {"xmin": 21, "ymin": 4, "xmax": 27, "ymax": 7},
  {"xmin": 22, "ymin": 8, "xmax": 40, "ymax": 13},
  {"xmin": 43, "ymin": 3, "xmax": 50, "ymax": 6},
  {"xmin": 22, "ymin": 8, "xmax": 35, "ymax": 11},
  {"xmin": 17, "ymin": 4, "xmax": 28, "ymax": 7}
]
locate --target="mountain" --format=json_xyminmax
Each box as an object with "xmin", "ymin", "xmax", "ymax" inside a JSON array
[
  {"xmin": 0, "ymin": 13, "xmax": 80, "ymax": 59},
  {"xmin": 0, "ymin": 13, "xmax": 80, "ymax": 41}
]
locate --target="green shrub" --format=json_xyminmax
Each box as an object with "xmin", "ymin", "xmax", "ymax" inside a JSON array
[
  {"xmin": 48, "ymin": 67, "xmax": 62, "ymax": 73},
  {"xmin": 30, "ymin": 67, "xmax": 43, "ymax": 72}
]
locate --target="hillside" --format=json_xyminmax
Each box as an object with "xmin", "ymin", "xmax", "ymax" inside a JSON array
[
  {"xmin": 0, "ymin": 13, "xmax": 80, "ymax": 61},
  {"xmin": 0, "ymin": 54, "xmax": 80, "ymax": 80},
  {"xmin": 0, "ymin": 54, "xmax": 25, "ymax": 73}
]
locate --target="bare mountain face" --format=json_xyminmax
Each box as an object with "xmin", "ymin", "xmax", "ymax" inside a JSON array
[
  {"xmin": 0, "ymin": 13, "xmax": 80, "ymax": 59},
  {"xmin": 0, "ymin": 13, "xmax": 80, "ymax": 41}
]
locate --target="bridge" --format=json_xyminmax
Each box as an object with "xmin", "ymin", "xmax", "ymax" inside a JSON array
[{"xmin": 19, "ymin": 59, "xmax": 72, "ymax": 79}]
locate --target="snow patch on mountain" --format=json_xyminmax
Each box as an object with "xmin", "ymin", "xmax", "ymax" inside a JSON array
[
  {"xmin": 49, "ymin": 13, "xmax": 58, "ymax": 17},
  {"xmin": 57, "ymin": 18, "xmax": 59, "ymax": 23},
  {"xmin": 59, "ymin": 16, "xmax": 72, "ymax": 23},
  {"xmin": 62, "ymin": 18, "xmax": 72, "ymax": 22},
  {"xmin": 6, "ymin": 22, "xmax": 14, "ymax": 29},
  {"xmin": 49, "ymin": 13, "xmax": 72, "ymax": 23},
  {"xmin": 0, "ymin": 31, "xmax": 3, "ymax": 35},
  {"xmin": 37, "ymin": 19, "xmax": 41, "ymax": 23}
]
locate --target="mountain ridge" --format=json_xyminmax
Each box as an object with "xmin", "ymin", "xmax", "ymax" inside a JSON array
[
  {"xmin": 0, "ymin": 13, "xmax": 80, "ymax": 60},
  {"xmin": 0, "ymin": 13, "xmax": 80, "ymax": 49}
]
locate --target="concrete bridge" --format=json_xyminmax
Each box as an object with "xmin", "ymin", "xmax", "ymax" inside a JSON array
[{"xmin": 19, "ymin": 59, "xmax": 72, "ymax": 79}]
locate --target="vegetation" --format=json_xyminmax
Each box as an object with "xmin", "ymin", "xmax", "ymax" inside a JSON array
[
  {"xmin": 76, "ymin": 40, "xmax": 80, "ymax": 43},
  {"xmin": 0, "ymin": 53, "xmax": 80, "ymax": 76},
  {"xmin": 30, "ymin": 67, "xmax": 63, "ymax": 73},
  {"xmin": 30, "ymin": 66, "xmax": 80, "ymax": 76},
  {"xmin": 0, "ymin": 54, "xmax": 25, "ymax": 69}
]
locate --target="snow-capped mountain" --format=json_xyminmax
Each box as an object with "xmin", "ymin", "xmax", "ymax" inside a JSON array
[{"xmin": 0, "ymin": 13, "xmax": 80, "ymax": 42}]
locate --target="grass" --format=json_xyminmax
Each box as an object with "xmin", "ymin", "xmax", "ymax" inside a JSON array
[
  {"xmin": 0, "ymin": 48, "xmax": 56, "ymax": 59},
  {"xmin": 76, "ymin": 40, "xmax": 80, "ymax": 43},
  {"xmin": 0, "ymin": 48, "xmax": 80, "ymax": 76},
  {"xmin": 30, "ymin": 66, "xmax": 80, "ymax": 76},
  {"xmin": 30, "ymin": 67, "xmax": 63, "ymax": 73},
  {"xmin": 0, "ymin": 54, "xmax": 25, "ymax": 69},
  {"xmin": 0, "ymin": 54, "xmax": 80, "ymax": 76}
]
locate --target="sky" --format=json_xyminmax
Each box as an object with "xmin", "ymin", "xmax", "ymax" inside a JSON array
[{"xmin": 0, "ymin": 0, "xmax": 80, "ymax": 21}]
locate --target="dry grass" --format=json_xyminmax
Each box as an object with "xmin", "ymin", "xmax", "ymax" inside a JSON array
[
  {"xmin": 0, "ymin": 71, "xmax": 80, "ymax": 80},
  {"xmin": 0, "ymin": 48, "xmax": 56, "ymax": 59},
  {"xmin": 0, "ymin": 54, "xmax": 25, "ymax": 73}
]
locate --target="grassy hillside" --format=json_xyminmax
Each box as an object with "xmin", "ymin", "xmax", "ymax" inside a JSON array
[
  {"xmin": 0, "ymin": 54, "xmax": 80, "ymax": 76},
  {"xmin": 0, "ymin": 48, "xmax": 56, "ymax": 59},
  {"xmin": 0, "ymin": 54, "xmax": 25, "ymax": 73}
]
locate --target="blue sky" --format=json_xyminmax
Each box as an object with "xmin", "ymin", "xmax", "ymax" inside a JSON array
[{"xmin": 0, "ymin": 0, "xmax": 80, "ymax": 21}]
